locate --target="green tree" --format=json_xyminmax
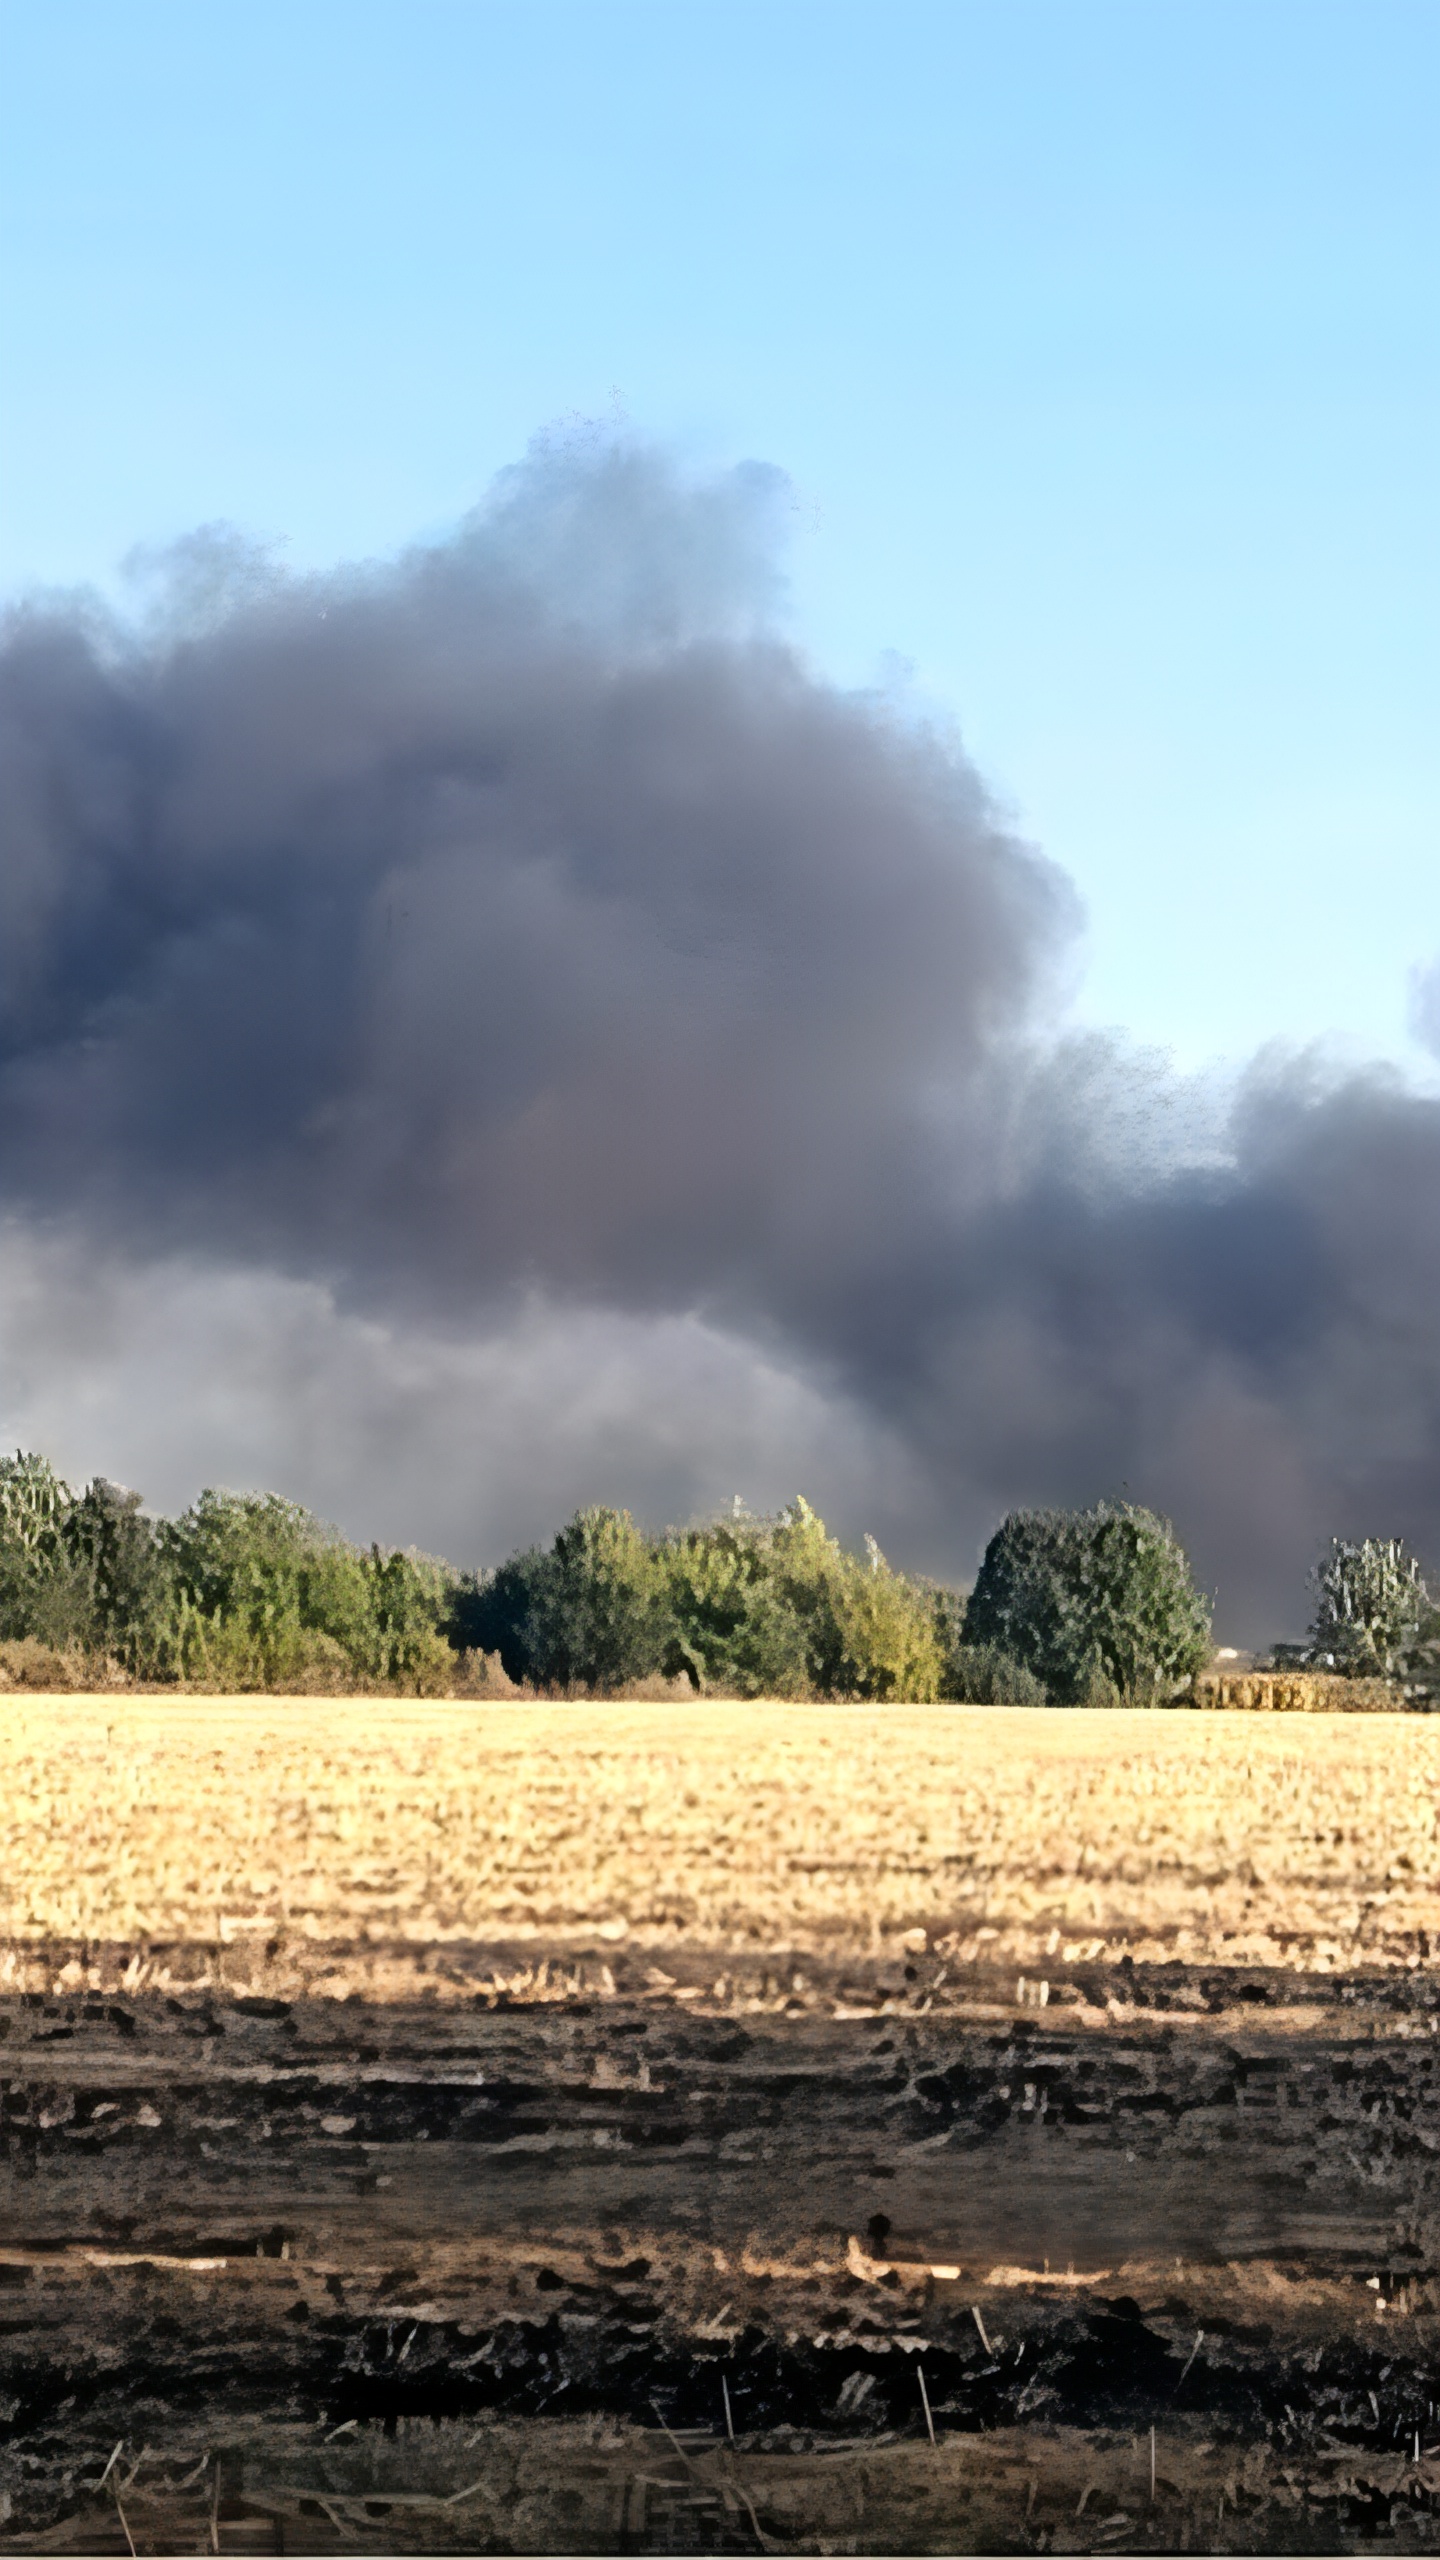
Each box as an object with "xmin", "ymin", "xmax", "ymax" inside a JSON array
[
  {"xmin": 447, "ymin": 1553, "xmax": 542, "ymax": 1684},
  {"xmin": 964, "ymin": 1502, "xmax": 1211, "ymax": 1705},
  {"xmin": 927, "ymin": 1575, "xmax": 1045, "ymax": 1701},
  {"xmin": 0, "ymin": 1451, "xmax": 88, "ymax": 1647},
  {"xmin": 1306, "ymin": 1537, "xmax": 1432, "ymax": 1681},
  {"xmin": 61, "ymin": 1479, "xmax": 168, "ymax": 1664},
  {"xmin": 660, "ymin": 1500, "xmax": 946, "ymax": 1700},
  {"xmin": 157, "ymin": 1490, "xmax": 460, "ymax": 1692},
  {"xmin": 467, "ymin": 1506, "xmax": 669, "ymax": 1693},
  {"xmin": 803, "ymin": 1528, "xmax": 946, "ymax": 1702},
  {"xmin": 356, "ymin": 1545, "xmax": 454, "ymax": 1694},
  {"xmin": 659, "ymin": 1511, "xmax": 814, "ymax": 1697},
  {"xmin": 0, "ymin": 1449, "xmax": 71, "ymax": 1559},
  {"xmin": 157, "ymin": 1491, "xmax": 369, "ymax": 1689}
]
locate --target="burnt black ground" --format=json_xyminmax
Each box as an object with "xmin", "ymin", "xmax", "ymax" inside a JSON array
[{"xmin": 6, "ymin": 1954, "xmax": 1440, "ymax": 2551}]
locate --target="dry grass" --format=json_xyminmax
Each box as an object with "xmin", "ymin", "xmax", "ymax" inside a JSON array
[{"xmin": 1, "ymin": 1696, "xmax": 1437, "ymax": 1991}]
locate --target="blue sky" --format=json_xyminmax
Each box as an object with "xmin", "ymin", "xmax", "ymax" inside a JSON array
[{"xmin": 3, "ymin": 0, "xmax": 1436, "ymax": 1078}]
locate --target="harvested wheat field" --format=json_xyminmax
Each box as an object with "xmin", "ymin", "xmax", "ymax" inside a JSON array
[{"xmin": 5, "ymin": 1697, "xmax": 1440, "ymax": 2556}]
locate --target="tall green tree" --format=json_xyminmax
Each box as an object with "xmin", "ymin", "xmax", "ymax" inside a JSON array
[
  {"xmin": 0, "ymin": 1451, "xmax": 86, "ymax": 1647},
  {"xmin": 660, "ymin": 1508, "xmax": 816, "ymax": 1697},
  {"xmin": 61, "ymin": 1479, "xmax": 168, "ymax": 1663},
  {"xmin": 157, "ymin": 1491, "xmax": 346, "ymax": 1688},
  {"xmin": 964, "ymin": 1502, "xmax": 1211, "ymax": 1705},
  {"xmin": 356, "ymin": 1544, "xmax": 455, "ymax": 1693},
  {"xmin": 1306, "ymin": 1537, "xmax": 1433, "ymax": 1681},
  {"xmin": 775, "ymin": 1511, "xmax": 945, "ymax": 1702},
  {"xmin": 460, "ymin": 1506, "xmax": 669, "ymax": 1693},
  {"xmin": 0, "ymin": 1450, "xmax": 71, "ymax": 1559}
]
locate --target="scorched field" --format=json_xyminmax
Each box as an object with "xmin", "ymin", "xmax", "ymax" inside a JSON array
[{"xmin": 4, "ymin": 1697, "xmax": 1440, "ymax": 2556}]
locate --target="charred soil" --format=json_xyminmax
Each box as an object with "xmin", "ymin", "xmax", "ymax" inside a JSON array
[{"xmin": 6, "ymin": 1954, "xmax": 1440, "ymax": 2551}]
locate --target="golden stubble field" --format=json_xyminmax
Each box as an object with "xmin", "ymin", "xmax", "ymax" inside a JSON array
[{"xmin": 2, "ymin": 1695, "xmax": 1438, "ymax": 1993}]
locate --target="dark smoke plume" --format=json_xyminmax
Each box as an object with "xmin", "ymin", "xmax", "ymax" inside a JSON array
[{"xmin": 3, "ymin": 430, "xmax": 1438, "ymax": 1642}]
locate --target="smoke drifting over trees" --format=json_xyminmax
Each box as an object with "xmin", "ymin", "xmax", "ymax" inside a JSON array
[{"xmin": 3, "ymin": 429, "xmax": 1438, "ymax": 1640}]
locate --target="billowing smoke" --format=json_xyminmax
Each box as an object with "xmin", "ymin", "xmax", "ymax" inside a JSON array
[{"xmin": 3, "ymin": 430, "xmax": 1438, "ymax": 1642}]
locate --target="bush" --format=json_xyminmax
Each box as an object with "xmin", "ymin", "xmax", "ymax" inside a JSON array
[
  {"xmin": 964, "ymin": 1502, "xmax": 1212, "ymax": 1705},
  {"xmin": 944, "ymin": 1641, "xmax": 1048, "ymax": 1706},
  {"xmin": 927, "ymin": 1584, "xmax": 1043, "ymax": 1704},
  {"xmin": 0, "ymin": 1637, "xmax": 124, "ymax": 1692},
  {"xmin": 450, "ymin": 1646, "xmax": 527, "ymax": 1699}
]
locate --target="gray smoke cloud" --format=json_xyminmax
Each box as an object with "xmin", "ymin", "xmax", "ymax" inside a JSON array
[{"xmin": 3, "ymin": 428, "xmax": 1438, "ymax": 1642}]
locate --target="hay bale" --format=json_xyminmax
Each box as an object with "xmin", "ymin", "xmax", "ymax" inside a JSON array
[{"xmin": 1188, "ymin": 1668, "xmax": 1400, "ymax": 1713}]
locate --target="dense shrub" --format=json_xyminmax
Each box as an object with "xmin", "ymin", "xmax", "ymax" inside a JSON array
[
  {"xmin": 944, "ymin": 1640, "xmax": 1048, "ymax": 1706},
  {"xmin": 927, "ymin": 1582, "xmax": 1045, "ymax": 1703},
  {"xmin": 0, "ymin": 1637, "xmax": 124, "ymax": 1692},
  {"xmin": 964, "ymin": 1502, "xmax": 1211, "ymax": 1704}
]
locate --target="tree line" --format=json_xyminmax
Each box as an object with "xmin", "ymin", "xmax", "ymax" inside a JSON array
[
  {"xmin": 0, "ymin": 1448, "xmax": 1434, "ymax": 1702},
  {"xmin": 0, "ymin": 1456, "xmax": 454, "ymax": 1693}
]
